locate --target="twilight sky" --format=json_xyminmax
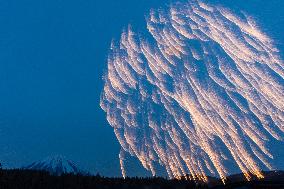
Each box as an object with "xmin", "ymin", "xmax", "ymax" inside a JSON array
[{"xmin": 0, "ymin": 0, "xmax": 283, "ymax": 176}]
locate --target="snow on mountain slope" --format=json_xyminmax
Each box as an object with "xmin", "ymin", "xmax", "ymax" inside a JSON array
[
  {"xmin": 24, "ymin": 155, "xmax": 85, "ymax": 176},
  {"xmin": 100, "ymin": 0, "xmax": 284, "ymax": 183}
]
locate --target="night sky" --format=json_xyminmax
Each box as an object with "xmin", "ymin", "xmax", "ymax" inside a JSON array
[{"xmin": 0, "ymin": 0, "xmax": 283, "ymax": 176}]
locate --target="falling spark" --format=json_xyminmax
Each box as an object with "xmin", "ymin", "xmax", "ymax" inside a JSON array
[{"xmin": 100, "ymin": 0, "xmax": 284, "ymax": 183}]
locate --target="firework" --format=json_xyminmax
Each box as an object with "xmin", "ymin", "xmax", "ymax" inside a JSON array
[{"xmin": 100, "ymin": 0, "xmax": 284, "ymax": 183}]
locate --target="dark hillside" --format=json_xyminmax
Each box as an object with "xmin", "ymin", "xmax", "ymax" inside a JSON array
[{"xmin": 0, "ymin": 169, "xmax": 284, "ymax": 189}]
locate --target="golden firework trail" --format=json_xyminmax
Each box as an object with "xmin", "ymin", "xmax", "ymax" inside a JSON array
[{"xmin": 100, "ymin": 0, "xmax": 284, "ymax": 183}]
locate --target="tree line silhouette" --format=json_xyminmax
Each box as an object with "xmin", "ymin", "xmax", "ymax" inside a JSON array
[
  {"xmin": 0, "ymin": 169, "xmax": 201, "ymax": 189},
  {"xmin": 0, "ymin": 168, "xmax": 284, "ymax": 189}
]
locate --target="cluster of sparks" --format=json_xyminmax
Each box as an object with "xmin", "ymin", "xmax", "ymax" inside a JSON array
[{"xmin": 100, "ymin": 0, "xmax": 284, "ymax": 183}]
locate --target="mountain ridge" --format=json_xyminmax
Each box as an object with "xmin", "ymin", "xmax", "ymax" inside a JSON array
[{"xmin": 23, "ymin": 155, "xmax": 86, "ymax": 176}]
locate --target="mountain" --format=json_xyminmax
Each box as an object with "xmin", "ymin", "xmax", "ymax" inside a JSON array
[{"xmin": 23, "ymin": 155, "xmax": 85, "ymax": 176}]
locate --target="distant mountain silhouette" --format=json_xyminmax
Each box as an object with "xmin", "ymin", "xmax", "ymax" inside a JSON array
[{"xmin": 23, "ymin": 155, "xmax": 85, "ymax": 176}]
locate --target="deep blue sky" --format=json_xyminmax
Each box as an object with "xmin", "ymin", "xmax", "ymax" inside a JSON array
[{"xmin": 0, "ymin": 0, "xmax": 283, "ymax": 176}]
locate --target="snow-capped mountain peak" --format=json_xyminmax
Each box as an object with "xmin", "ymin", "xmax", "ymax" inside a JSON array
[{"xmin": 24, "ymin": 155, "xmax": 85, "ymax": 176}]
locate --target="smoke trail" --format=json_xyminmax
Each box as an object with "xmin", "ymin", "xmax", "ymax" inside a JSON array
[{"xmin": 100, "ymin": 0, "xmax": 284, "ymax": 182}]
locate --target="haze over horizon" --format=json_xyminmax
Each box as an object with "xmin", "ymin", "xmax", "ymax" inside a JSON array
[{"xmin": 0, "ymin": 0, "xmax": 283, "ymax": 178}]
